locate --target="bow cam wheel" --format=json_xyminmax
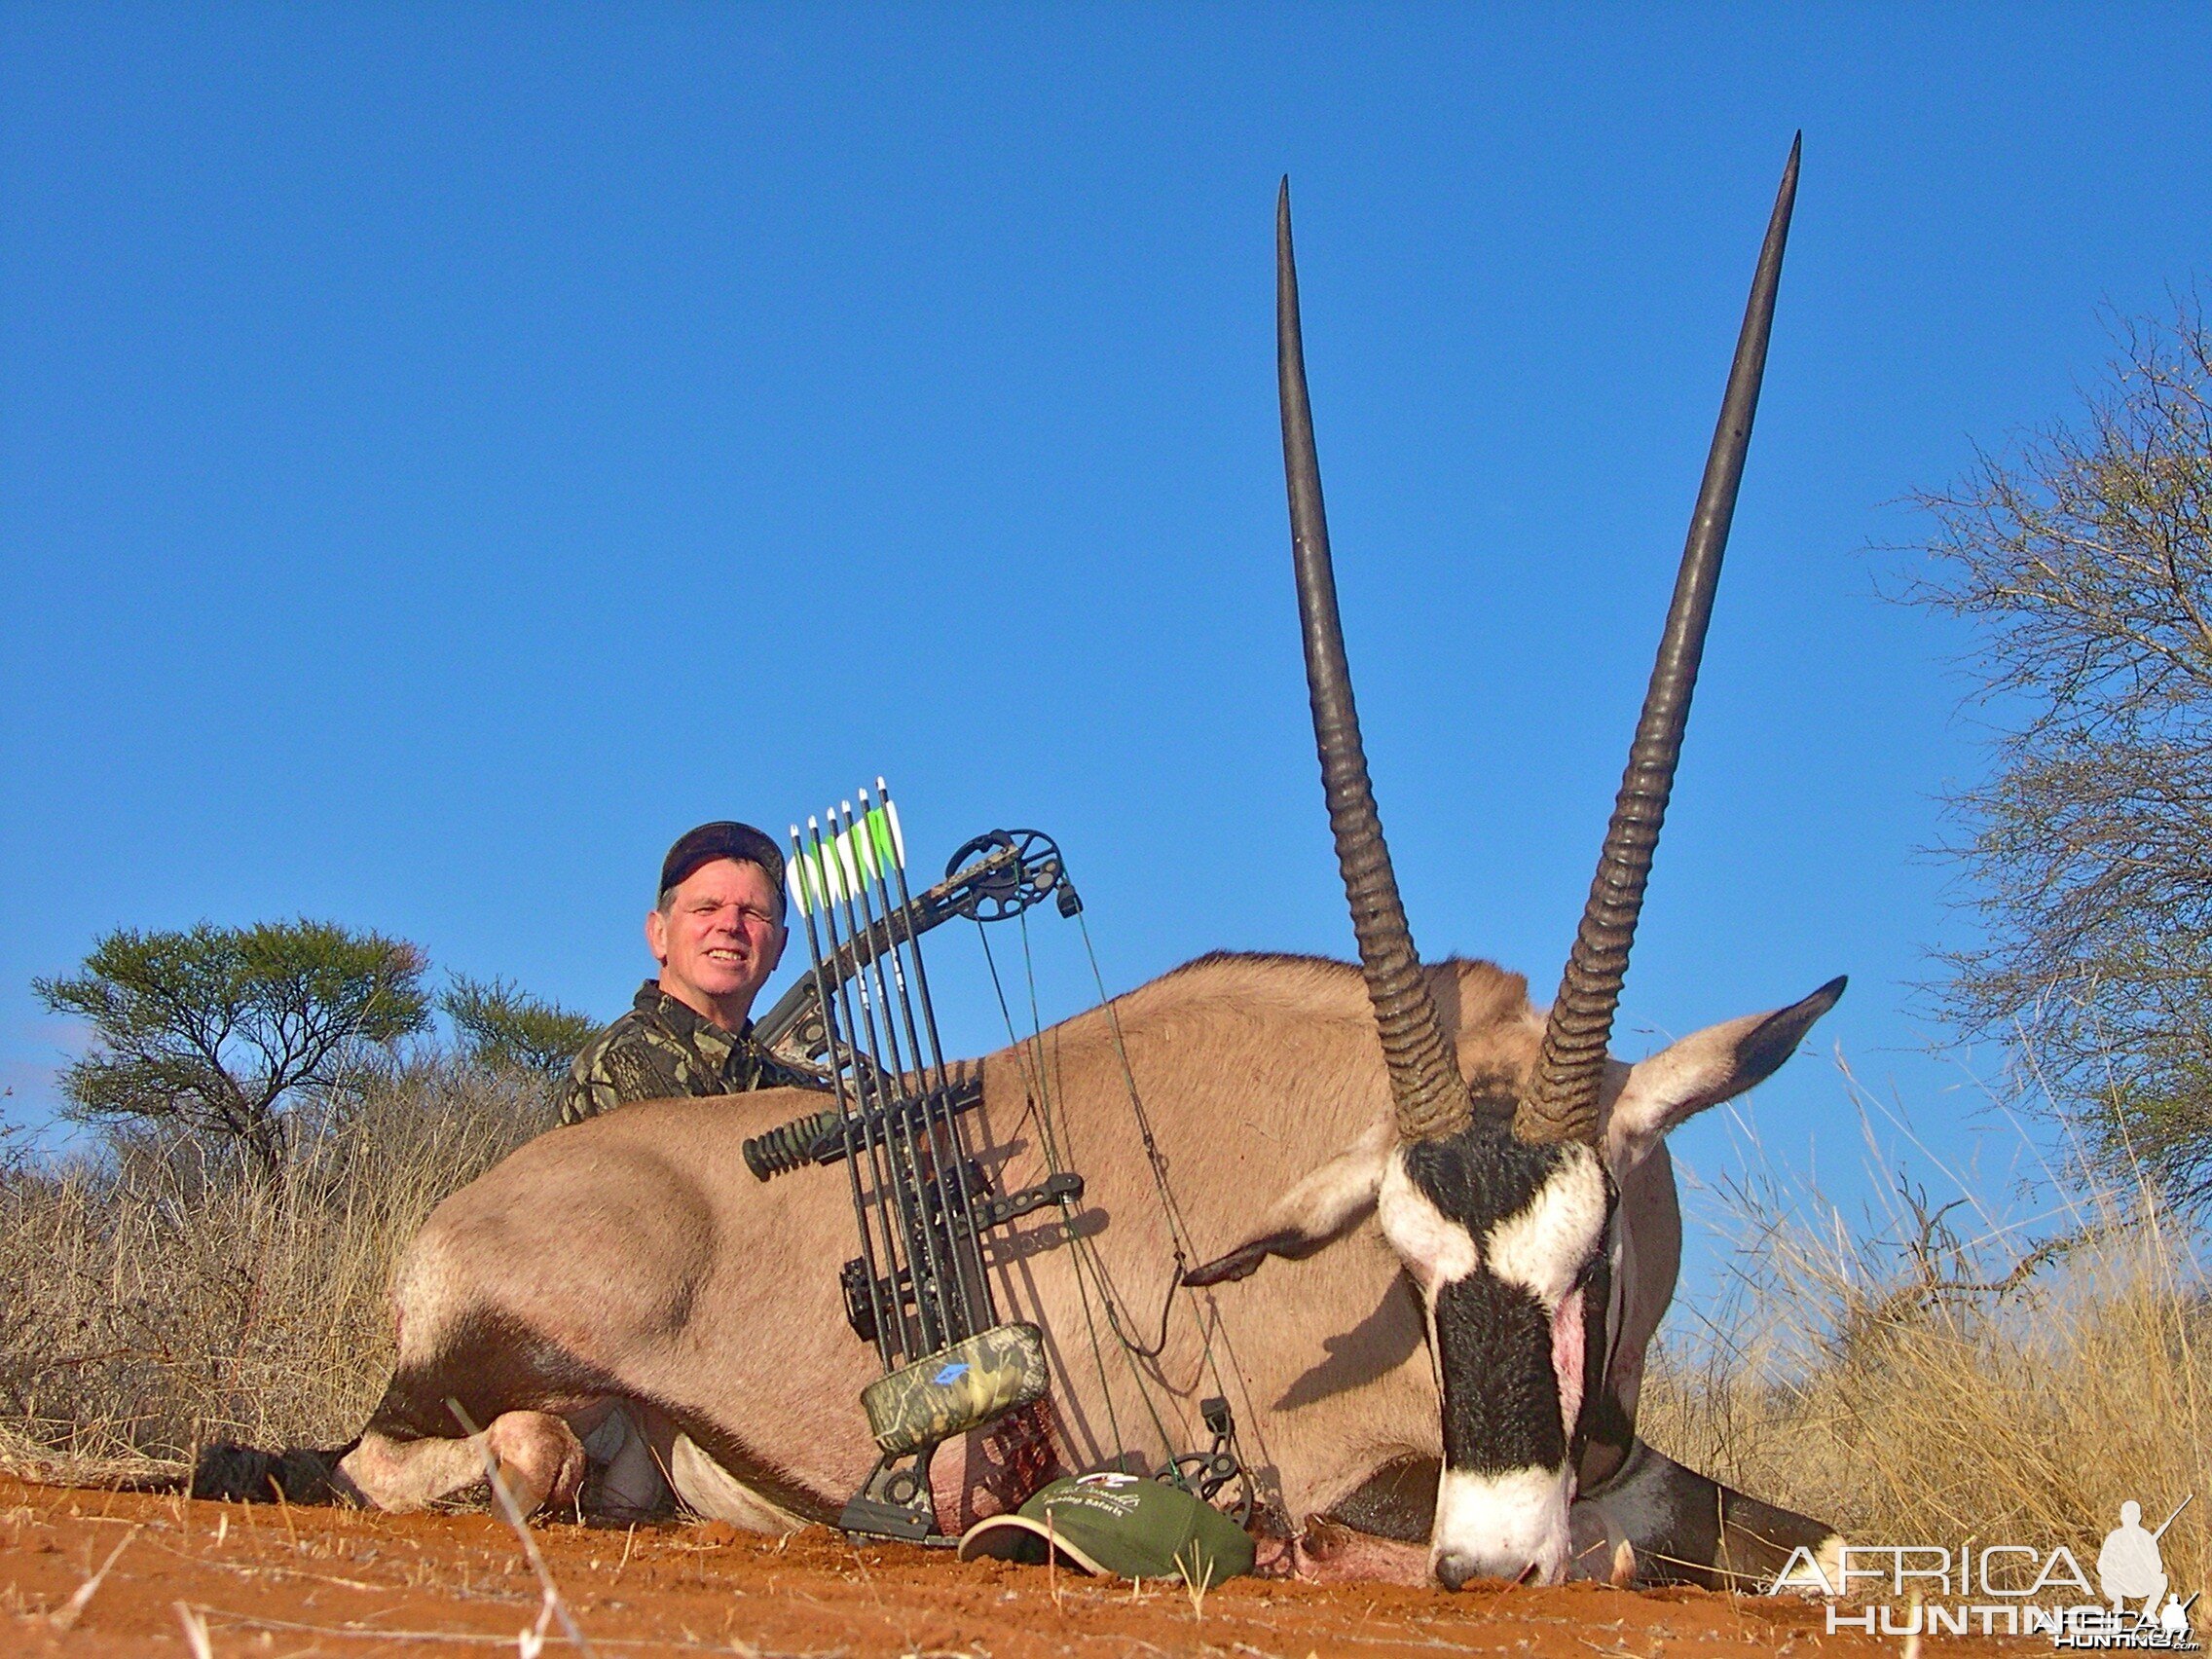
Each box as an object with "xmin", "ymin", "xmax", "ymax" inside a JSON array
[
  {"xmin": 1165, "ymin": 1451, "xmax": 1255, "ymax": 1528},
  {"xmin": 945, "ymin": 830, "xmax": 1064, "ymax": 922}
]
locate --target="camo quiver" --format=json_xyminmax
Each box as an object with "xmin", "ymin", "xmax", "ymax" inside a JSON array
[{"xmin": 861, "ymin": 1321, "xmax": 1050, "ymax": 1456}]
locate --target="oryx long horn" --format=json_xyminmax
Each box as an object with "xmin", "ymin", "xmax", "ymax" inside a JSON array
[
  {"xmin": 1517, "ymin": 136, "xmax": 1802, "ymax": 1146},
  {"xmin": 1278, "ymin": 179, "xmax": 1468, "ymax": 1141}
]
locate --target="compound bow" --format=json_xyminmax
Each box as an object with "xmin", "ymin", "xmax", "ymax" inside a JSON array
[{"xmin": 743, "ymin": 782, "xmax": 1088, "ymax": 1542}]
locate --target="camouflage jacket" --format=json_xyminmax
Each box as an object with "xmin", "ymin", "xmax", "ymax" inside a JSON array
[{"xmin": 556, "ymin": 981, "xmax": 824, "ymax": 1125}]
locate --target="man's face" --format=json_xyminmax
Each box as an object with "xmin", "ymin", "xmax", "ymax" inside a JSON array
[{"xmin": 645, "ymin": 857, "xmax": 787, "ymax": 1023}]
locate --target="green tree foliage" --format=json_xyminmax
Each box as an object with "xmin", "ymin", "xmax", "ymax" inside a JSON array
[
  {"xmin": 1902, "ymin": 297, "xmax": 2212, "ymax": 1203},
  {"xmin": 34, "ymin": 920, "xmax": 431, "ymax": 1177},
  {"xmin": 440, "ymin": 974, "xmax": 596, "ymax": 1082}
]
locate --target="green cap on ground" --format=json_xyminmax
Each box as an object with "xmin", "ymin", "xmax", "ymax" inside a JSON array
[{"xmin": 956, "ymin": 1472, "xmax": 1255, "ymax": 1585}]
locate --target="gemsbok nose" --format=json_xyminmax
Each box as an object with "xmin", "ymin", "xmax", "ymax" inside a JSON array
[{"xmin": 1434, "ymin": 1549, "xmax": 1543, "ymax": 1591}]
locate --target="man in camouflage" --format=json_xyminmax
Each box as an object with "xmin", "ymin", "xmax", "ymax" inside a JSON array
[
  {"xmin": 558, "ymin": 820, "xmax": 825, "ymax": 1521},
  {"xmin": 557, "ymin": 820, "xmax": 821, "ymax": 1124}
]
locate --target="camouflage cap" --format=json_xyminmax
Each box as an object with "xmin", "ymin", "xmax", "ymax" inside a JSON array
[
  {"xmin": 957, "ymin": 1471, "xmax": 1255, "ymax": 1585},
  {"xmin": 660, "ymin": 822, "xmax": 786, "ymax": 908}
]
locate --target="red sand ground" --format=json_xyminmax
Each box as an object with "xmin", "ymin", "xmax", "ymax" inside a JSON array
[{"xmin": 3, "ymin": 1476, "xmax": 2037, "ymax": 1656}]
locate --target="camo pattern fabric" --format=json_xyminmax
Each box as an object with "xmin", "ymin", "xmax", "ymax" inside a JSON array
[
  {"xmin": 863, "ymin": 1322, "xmax": 1051, "ymax": 1456},
  {"xmin": 556, "ymin": 980, "xmax": 825, "ymax": 1125}
]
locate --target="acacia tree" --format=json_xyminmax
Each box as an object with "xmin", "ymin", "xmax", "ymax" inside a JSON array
[
  {"xmin": 441, "ymin": 974, "xmax": 596, "ymax": 1082},
  {"xmin": 1901, "ymin": 296, "xmax": 2212, "ymax": 1203},
  {"xmin": 34, "ymin": 920, "xmax": 431, "ymax": 1177}
]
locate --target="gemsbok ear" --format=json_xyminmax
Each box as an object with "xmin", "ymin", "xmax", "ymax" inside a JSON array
[
  {"xmin": 1182, "ymin": 1123, "xmax": 1393, "ymax": 1286},
  {"xmin": 1603, "ymin": 976, "xmax": 1846, "ymax": 1175}
]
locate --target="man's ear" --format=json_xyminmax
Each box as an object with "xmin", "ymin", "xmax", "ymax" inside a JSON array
[
  {"xmin": 1604, "ymin": 977, "xmax": 1846, "ymax": 1175},
  {"xmin": 1183, "ymin": 1123, "xmax": 1392, "ymax": 1287},
  {"xmin": 645, "ymin": 907, "xmax": 671, "ymax": 968}
]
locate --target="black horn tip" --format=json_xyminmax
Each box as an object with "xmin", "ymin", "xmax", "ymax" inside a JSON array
[{"xmin": 1810, "ymin": 972, "xmax": 1847, "ymax": 1009}]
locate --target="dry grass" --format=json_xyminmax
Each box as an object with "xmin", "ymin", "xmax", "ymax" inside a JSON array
[
  {"xmin": 0, "ymin": 1059, "xmax": 547, "ymax": 1472},
  {"xmin": 1641, "ymin": 1105, "xmax": 2210, "ymax": 1594},
  {"xmin": 3, "ymin": 1052, "xmax": 2206, "ymax": 1604}
]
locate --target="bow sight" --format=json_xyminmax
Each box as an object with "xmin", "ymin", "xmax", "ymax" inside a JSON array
[{"xmin": 744, "ymin": 783, "xmax": 1086, "ymax": 1542}]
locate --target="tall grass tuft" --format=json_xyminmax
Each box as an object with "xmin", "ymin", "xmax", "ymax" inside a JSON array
[
  {"xmin": 1641, "ymin": 1110, "xmax": 2210, "ymax": 1596},
  {"xmin": 0, "ymin": 1059, "xmax": 548, "ymax": 1474}
]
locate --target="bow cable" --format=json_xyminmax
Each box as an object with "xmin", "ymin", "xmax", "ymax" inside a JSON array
[{"xmin": 975, "ymin": 901, "xmax": 1262, "ymax": 1510}]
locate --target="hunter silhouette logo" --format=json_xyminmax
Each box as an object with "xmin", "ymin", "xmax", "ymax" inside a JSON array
[
  {"xmin": 1773, "ymin": 1493, "xmax": 2198, "ymax": 1648},
  {"xmin": 2100, "ymin": 1499, "xmax": 2196, "ymax": 1642},
  {"xmin": 2102, "ymin": 1502, "xmax": 2173, "ymax": 1615}
]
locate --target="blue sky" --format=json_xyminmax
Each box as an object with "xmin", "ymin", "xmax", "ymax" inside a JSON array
[{"xmin": 5, "ymin": 7, "xmax": 2208, "ymax": 1287}]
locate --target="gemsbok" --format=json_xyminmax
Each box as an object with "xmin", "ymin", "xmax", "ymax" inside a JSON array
[{"xmin": 331, "ymin": 144, "xmax": 1846, "ymax": 1592}]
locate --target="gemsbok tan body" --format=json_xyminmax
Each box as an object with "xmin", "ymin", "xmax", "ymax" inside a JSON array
[
  {"xmin": 342, "ymin": 142, "xmax": 1848, "ymax": 1592},
  {"xmin": 342, "ymin": 949, "xmax": 1837, "ymax": 1587}
]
